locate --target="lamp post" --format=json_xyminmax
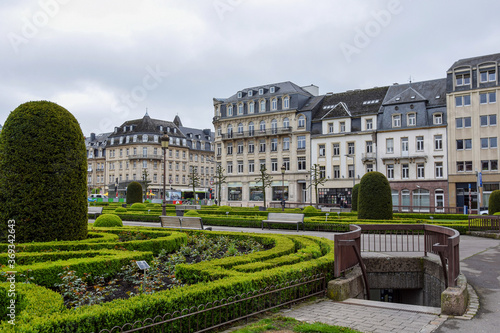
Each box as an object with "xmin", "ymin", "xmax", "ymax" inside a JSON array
[
  {"xmin": 161, "ymin": 133, "xmax": 169, "ymax": 216},
  {"xmin": 281, "ymin": 164, "xmax": 286, "ymax": 211}
]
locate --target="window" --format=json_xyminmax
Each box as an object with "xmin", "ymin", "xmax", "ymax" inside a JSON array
[
  {"xmin": 333, "ymin": 166, "xmax": 340, "ymax": 179},
  {"xmin": 227, "ymin": 125, "xmax": 233, "ymax": 138},
  {"xmin": 481, "ymin": 138, "xmax": 489, "ymax": 149},
  {"xmin": 347, "ymin": 142, "xmax": 355, "ymax": 155},
  {"xmin": 457, "ymin": 161, "xmax": 473, "ymax": 172},
  {"xmin": 433, "ymin": 113, "xmax": 443, "ymax": 125},
  {"xmin": 366, "ymin": 141, "xmax": 373, "ymax": 153},
  {"xmin": 283, "ymin": 96, "xmax": 290, "ymax": 109},
  {"xmin": 248, "ymin": 160, "xmax": 254, "ymax": 173},
  {"xmin": 455, "ymin": 95, "xmax": 471, "ymax": 107},
  {"xmin": 227, "ymin": 104, "xmax": 233, "ymax": 116},
  {"xmin": 283, "ymin": 137, "xmax": 290, "ymax": 151},
  {"xmin": 366, "ymin": 163, "xmax": 373, "ymax": 172},
  {"xmin": 298, "ymin": 157, "xmax": 306, "ymax": 170},
  {"xmin": 490, "ymin": 115, "xmax": 497, "ymax": 126},
  {"xmin": 340, "ymin": 121, "xmax": 346, "ymax": 132},
  {"xmin": 480, "ymin": 92, "xmax": 496, "ymax": 104},
  {"xmin": 480, "ymin": 69, "xmax": 496, "ymax": 82},
  {"xmin": 490, "ymin": 137, "xmax": 498, "ymax": 148},
  {"xmin": 392, "ymin": 114, "xmax": 401, "ymax": 127},
  {"xmin": 217, "ymin": 144, "xmax": 221, "ymax": 156},
  {"xmin": 456, "ymin": 139, "xmax": 463, "ymax": 150},
  {"xmin": 333, "ymin": 143, "xmax": 340, "ymax": 156},
  {"xmin": 319, "ymin": 144, "xmax": 325, "ymax": 157},
  {"xmin": 416, "ymin": 136, "xmax": 424, "ymax": 151},
  {"xmin": 328, "ymin": 122, "xmax": 334, "ymax": 133},
  {"xmin": 401, "ymin": 138, "xmax": 408, "ymax": 153},
  {"xmin": 142, "ymin": 134, "xmax": 148, "ymax": 142},
  {"xmin": 237, "ymin": 161, "xmax": 244, "ymax": 173},
  {"xmin": 348, "ymin": 165, "xmax": 354, "ymax": 178},
  {"xmin": 387, "ymin": 164, "xmax": 394, "ymax": 179},
  {"xmin": 456, "ymin": 118, "xmax": 463, "ymax": 128},
  {"xmin": 227, "ymin": 162, "xmax": 233, "ymax": 174},
  {"xmin": 386, "ymin": 138, "xmax": 394, "ymax": 153},
  {"xmin": 465, "ymin": 139, "xmax": 472, "ymax": 149},
  {"xmin": 260, "ymin": 100, "xmax": 266, "ymax": 112},
  {"xmin": 217, "ymin": 127, "xmax": 222, "ymax": 136},
  {"xmin": 271, "ymin": 138, "xmax": 278, "ymax": 151},
  {"xmin": 481, "ymin": 137, "xmax": 498, "ymax": 149},
  {"xmin": 249, "ymin": 102, "xmax": 255, "ymax": 114},
  {"xmin": 283, "ymin": 158, "xmax": 290, "ymax": 171},
  {"xmin": 271, "ymin": 98, "xmax": 277, "ymax": 110},
  {"xmin": 417, "ymin": 163, "xmax": 425, "ymax": 179},
  {"xmin": 259, "ymin": 88, "xmax": 264, "ymax": 95},
  {"xmin": 298, "ymin": 136, "xmax": 306, "ymax": 149},
  {"xmin": 407, "ymin": 113, "xmax": 416, "ymax": 126},
  {"xmin": 237, "ymin": 141, "xmax": 243, "ymax": 154},
  {"xmin": 237, "ymin": 123, "xmax": 244, "ymax": 134},
  {"xmin": 402, "ymin": 164, "xmax": 409, "ymax": 179},
  {"xmin": 248, "ymin": 122, "xmax": 254, "ymax": 136},
  {"xmin": 456, "ymin": 73, "xmax": 471, "ymax": 86},
  {"xmin": 366, "ymin": 118, "xmax": 373, "ymax": 130},
  {"xmin": 237, "ymin": 91, "xmax": 242, "ymax": 98},
  {"xmin": 271, "ymin": 119, "xmax": 278, "ymax": 134},
  {"xmin": 248, "ymin": 141, "xmax": 254, "ymax": 153},
  {"xmin": 298, "ymin": 115, "xmax": 305, "ymax": 128},
  {"xmin": 227, "ymin": 143, "xmax": 233, "ymax": 155},
  {"xmin": 259, "ymin": 140, "xmax": 266, "ymax": 152},
  {"xmin": 271, "ymin": 159, "xmax": 278, "ymax": 172},
  {"xmin": 270, "ymin": 86, "xmax": 275, "ymax": 93},
  {"xmin": 283, "ymin": 118, "xmax": 289, "ymax": 128},
  {"xmin": 435, "ymin": 162, "xmax": 443, "ymax": 178},
  {"xmin": 248, "ymin": 90, "xmax": 253, "ymax": 97}
]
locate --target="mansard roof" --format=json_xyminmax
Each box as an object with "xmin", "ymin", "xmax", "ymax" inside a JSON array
[
  {"xmin": 448, "ymin": 52, "xmax": 500, "ymax": 72},
  {"xmin": 382, "ymin": 78, "xmax": 446, "ymax": 108},
  {"xmin": 223, "ymin": 81, "xmax": 314, "ymax": 103}
]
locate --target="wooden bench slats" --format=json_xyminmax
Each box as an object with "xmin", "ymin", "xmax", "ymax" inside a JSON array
[
  {"xmin": 262, "ymin": 213, "xmax": 305, "ymax": 232},
  {"xmin": 159, "ymin": 216, "xmax": 211, "ymax": 230}
]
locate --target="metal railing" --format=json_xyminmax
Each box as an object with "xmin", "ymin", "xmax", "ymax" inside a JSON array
[
  {"xmin": 334, "ymin": 224, "xmax": 460, "ymax": 288},
  {"xmin": 128, "ymin": 154, "xmax": 163, "ymax": 160},
  {"xmin": 221, "ymin": 127, "xmax": 292, "ymax": 140},
  {"xmin": 468, "ymin": 215, "xmax": 500, "ymax": 232},
  {"xmin": 392, "ymin": 205, "xmax": 464, "ymax": 214},
  {"xmin": 97, "ymin": 274, "xmax": 325, "ymax": 333}
]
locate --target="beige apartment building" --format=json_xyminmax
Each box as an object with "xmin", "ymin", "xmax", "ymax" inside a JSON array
[
  {"xmin": 446, "ymin": 53, "xmax": 500, "ymax": 212},
  {"xmin": 213, "ymin": 81, "xmax": 323, "ymax": 207}
]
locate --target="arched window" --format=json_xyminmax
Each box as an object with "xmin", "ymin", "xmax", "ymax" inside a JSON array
[
  {"xmin": 142, "ymin": 134, "xmax": 148, "ymax": 142},
  {"xmin": 298, "ymin": 115, "xmax": 305, "ymax": 128},
  {"xmin": 260, "ymin": 100, "xmax": 266, "ymax": 112},
  {"xmin": 283, "ymin": 96, "xmax": 290, "ymax": 109},
  {"xmin": 259, "ymin": 120, "xmax": 266, "ymax": 132},
  {"xmin": 248, "ymin": 101, "xmax": 255, "ymax": 114},
  {"xmin": 133, "ymin": 135, "xmax": 137, "ymax": 142},
  {"xmin": 217, "ymin": 127, "xmax": 221, "ymax": 136},
  {"xmin": 248, "ymin": 122, "xmax": 255, "ymax": 136},
  {"xmin": 154, "ymin": 135, "xmax": 158, "ymax": 143},
  {"xmin": 413, "ymin": 188, "xmax": 430, "ymax": 212},
  {"xmin": 227, "ymin": 104, "xmax": 233, "ymax": 116},
  {"xmin": 271, "ymin": 119, "xmax": 278, "ymax": 134},
  {"xmin": 238, "ymin": 123, "xmax": 244, "ymax": 134},
  {"xmin": 238, "ymin": 103, "xmax": 243, "ymax": 115},
  {"xmin": 283, "ymin": 117, "xmax": 289, "ymax": 128},
  {"xmin": 271, "ymin": 98, "xmax": 277, "ymax": 110}
]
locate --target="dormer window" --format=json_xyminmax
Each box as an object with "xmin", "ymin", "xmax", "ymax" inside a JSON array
[
  {"xmin": 238, "ymin": 103, "xmax": 243, "ymax": 115},
  {"xmin": 271, "ymin": 98, "xmax": 277, "ymax": 111},
  {"xmin": 227, "ymin": 104, "xmax": 233, "ymax": 116},
  {"xmin": 248, "ymin": 90, "xmax": 253, "ymax": 97},
  {"xmin": 142, "ymin": 134, "xmax": 148, "ymax": 142},
  {"xmin": 455, "ymin": 73, "xmax": 470, "ymax": 86},
  {"xmin": 283, "ymin": 96, "xmax": 290, "ymax": 109},
  {"xmin": 133, "ymin": 135, "xmax": 137, "ymax": 142},
  {"xmin": 270, "ymin": 86, "xmax": 275, "ymax": 93},
  {"xmin": 259, "ymin": 88, "xmax": 264, "ymax": 95},
  {"xmin": 480, "ymin": 69, "xmax": 496, "ymax": 83},
  {"xmin": 159, "ymin": 125, "xmax": 163, "ymax": 132},
  {"xmin": 237, "ymin": 91, "xmax": 242, "ymax": 98}
]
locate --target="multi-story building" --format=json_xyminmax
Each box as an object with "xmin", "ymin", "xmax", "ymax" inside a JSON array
[
  {"xmin": 86, "ymin": 113, "xmax": 214, "ymax": 200},
  {"xmin": 86, "ymin": 132, "xmax": 111, "ymax": 195},
  {"xmin": 213, "ymin": 81, "xmax": 323, "ymax": 206},
  {"xmin": 377, "ymin": 79, "xmax": 448, "ymax": 212},
  {"xmin": 446, "ymin": 53, "xmax": 500, "ymax": 212},
  {"xmin": 310, "ymin": 87, "xmax": 389, "ymax": 206}
]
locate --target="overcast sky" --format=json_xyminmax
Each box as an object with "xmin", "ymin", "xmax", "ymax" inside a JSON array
[{"xmin": 2, "ymin": 0, "xmax": 500, "ymax": 136}]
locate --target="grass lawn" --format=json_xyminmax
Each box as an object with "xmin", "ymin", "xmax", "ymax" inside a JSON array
[{"xmin": 231, "ymin": 316, "xmax": 361, "ymax": 333}]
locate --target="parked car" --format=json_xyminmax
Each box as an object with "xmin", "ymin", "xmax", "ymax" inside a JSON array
[{"xmin": 88, "ymin": 194, "xmax": 107, "ymax": 202}]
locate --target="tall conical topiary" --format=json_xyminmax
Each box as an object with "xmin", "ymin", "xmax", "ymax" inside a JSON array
[
  {"xmin": 488, "ymin": 190, "xmax": 500, "ymax": 215},
  {"xmin": 0, "ymin": 101, "xmax": 88, "ymax": 242},
  {"xmin": 351, "ymin": 183, "xmax": 361, "ymax": 212},
  {"xmin": 358, "ymin": 171, "xmax": 393, "ymax": 220},
  {"xmin": 126, "ymin": 181, "xmax": 143, "ymax": 205}
]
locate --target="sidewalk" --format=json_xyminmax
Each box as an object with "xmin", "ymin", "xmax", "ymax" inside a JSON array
[{"xmin": 119, "ymin": 221, "xmax": 500, "ymax": 333}]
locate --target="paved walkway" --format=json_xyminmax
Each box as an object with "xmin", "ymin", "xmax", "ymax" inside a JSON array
[{"xmin": 119, "ymin": 221, "xmax": 500, "ymax": 333}]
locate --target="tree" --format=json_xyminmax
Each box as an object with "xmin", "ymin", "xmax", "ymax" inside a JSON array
[
  {"xmin": 126, "ymin": 181, "xmax": 143, "ymax": 205},
  {"xmin": 188, "ymin": 165, "xmax": 201, "ymax": 202},
  {"xmin": 489, "ymin": 190, "xmax": 500, "ymax": 215},
  {"xmin": 358, "ymin": 171, "xmax": 393, "ymax": 220},
  {"xmin": 213, "ymin": 164, "xmax": 227, "ymax": 206},
  {"xmin": 255, "ymin": 165, "xmax": 273, "ymax": 209},
  {"xmin": 141, "ymin": 169, "xmax": 151, "ymax": 201},
  {"xmin": 308, "ymin": 164, "xmax": 327, "ymax": 208},
  {"xmin": 0, "ymin": 101, "xmax": 88, "ymax": 242},
  {"xmin": 351, "ymin": 183, "xmax": 361, "ymax": 212}
]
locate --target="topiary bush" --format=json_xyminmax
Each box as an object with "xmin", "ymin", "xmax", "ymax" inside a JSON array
[
  {"xmin": 217, "ymin": 205, "xmax": 233, "ymax": 213},
  {"xmin": 114, "ymin": 207, "xmax": 127, "ymax": 213},
  {"xmin": 351, "ymin": 183, "xmax": 361, "ymax": 212},
  {"xmin": 0, "ymin": 101, "xmax": 88, "ymax": 242},
  {"xmin": 489, "ymin": 190, "xmax": 500, "ymax": 215},
  {"xmin": 93, "ymin": 214, "xmax": 123, "ymax": 227},
  {"xmin": 126, "ymin": 181, "xmax": 143, "ymax": 205},
  {"xmin": 184, "ymin": 210, "xmax": 200, "ymax": 216},
  {"xmin": 358, "ymin": 171, "xmax": 393, "ymax": 220},
  {"xmin": 303, "ymin": 206, "xmax": 318, "ymax": 214},
  {"xmin": 129, "ymin": 203, "xmax": 147, "ymax": 211}
]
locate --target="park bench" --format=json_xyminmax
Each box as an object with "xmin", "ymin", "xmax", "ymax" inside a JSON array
[
  {"xmin": 88, "ymin": 206, "xmax": 103, "ymax": 219},
  {"xmin": 160, "ymin": 216, "xmax": 211, "ymax": 230},
  {"xmin": 261, "ymin": 212, "xmax": 305, "ymax": 232},
  {"xmin": 175, "ymin": 204, "xmax": 201, "ymax": 216}
]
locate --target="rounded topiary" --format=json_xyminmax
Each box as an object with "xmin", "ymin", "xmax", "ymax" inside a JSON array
[
  {"xmin": 184, "ymin": 209, "xmax": 200, "ymax": 216},
  {"xmin": 126, "ymin": 181, "xmax": 143, "ymax": 205},
  {"xmin": 351, "ymin": 183, "xmax": 361, "ymax": 212},
  {"xmin": 114, "ymin": 207, "xmax": 128, "ymax": 213},
  {"xmin": 303, "ymin": 205, "xmax": 318, "ymax": 214},
  {"xmin": 129, "ymin": 203, "xmax": 147, "ymax": 211},
  {"xmin": 0, "ymin": 101, "xmax": 87, "ymax": 242},
  {"xmin": 358, "ymin": 171, "xmax": 393, "ymax": 220},
  {"xmin": 488, "ymin": 190, "xmax": 500, "ymax": 215},
  {"xmin": 93, "ymin": 214, "xmax": 123, "ymax": 227}
]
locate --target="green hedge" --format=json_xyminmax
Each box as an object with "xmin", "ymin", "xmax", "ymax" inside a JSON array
[{"xmin": 94, "ymin": 214, "xmax": 123, "ymax": 227}]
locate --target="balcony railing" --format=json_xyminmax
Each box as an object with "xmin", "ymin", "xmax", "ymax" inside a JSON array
[
  {"xmin": 221, "ymin": 127, "xmax": 292, "ymax": 140},
  {"xmin": 361, "ymin": 152, "xmax": 376, "ymax": 161},
  {"xmin": 128, "ymin": 154, "xmax": 163, "ymax": 160}
]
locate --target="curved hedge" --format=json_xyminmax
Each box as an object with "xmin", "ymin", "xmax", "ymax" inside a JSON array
[
  {"xmin": 489, "ymin": 190, "xmax": 500, "ymax": 215},
  {"xmin": 0, "ymin": 101, "xmax": 87, "ymax": 242},
  {"xmin": 358, "ymin": 171, "xmax": 393, "ymax": 220}
]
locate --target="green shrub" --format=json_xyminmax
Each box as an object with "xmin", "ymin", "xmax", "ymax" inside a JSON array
[
  {"xmin": 0, "ymin": 101, "xmax": 87, "ymax": 242},
  {"xmin": 114, "ymin": 207, "xmax": 127, "ymax": 213},
  {"xmin": 184, "ymin": 210, "xmax": 200, "ymax": 216},
  {"xmin": 303, "ymin": 206, "xmax": 318, "ymax": 214},
  {"xmin": 358, "ymin": 171, "xmax": 393, "ymax": 220},
  {"xmin": 352, "ymin": 183, "xmax": 361, "ymax": 212},
  {"xmin": 93, "ymin": 214, "xmax": 123, "ymax": 227},
  {"xmin": 217, "ymin": 205, "xmax": 233, "ymax": 213},
  {"xmin": 144, "ymin": 199, "xmax": 150, "ymax": 203},
  {"xmin": 129, "ymin": 203, "xmax": 147, "ymax": 211},
  {"xmin": 126, "ymin": 181, "xmax": 143, "ymax": 205},
  {"xmin": 488, "ymin": 190, "xmax": 500, "ymax": 215}
]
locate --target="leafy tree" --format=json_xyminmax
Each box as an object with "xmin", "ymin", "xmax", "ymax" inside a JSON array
[
  {"xmin": 188, "ymin": 165, "xmax": 201, "ymax": 202},
  {"xmin": 358, "ymin": 171, "xmax": 393, "ymax": 220},
  {"xmin": 489, "ymin": 190, "xmax": 500, "ymax": 215},
  {"xmin": 213, "ymin": 164, "xmax": 227, "ymax": 206},
  {"xmin": 0, "ymin": 101, "xmax": 88, "ymax": 242},
  {"xmin": 351, "ymin": 183, "xmax": 361, "ymax": 212},
  {"xmin": 255, "ymin": 165, "xmax": 273, "ymax": 209},
  {"xmin": 141, "ymin": 169, "xmax": 151, "ymax": 201},
  {"xmin": 308, "ymin": 164, "xmax": 327, "ymax": 208},
  {"xmin": 126, "ymin": 181, "xmax": 143, "ymax": 205}
]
